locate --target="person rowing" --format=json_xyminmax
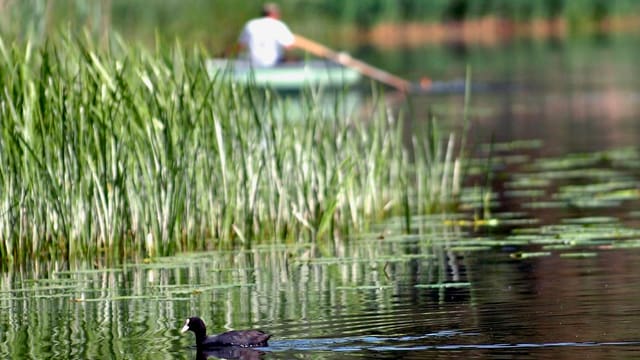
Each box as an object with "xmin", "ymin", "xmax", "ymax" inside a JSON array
[
  {"xmin": 228, "ymin": 3, "xmax": 418, "ymax": 92},
  {"xmin": 235, "ymin": 3, "xmax": 298, "ymax": 67}
]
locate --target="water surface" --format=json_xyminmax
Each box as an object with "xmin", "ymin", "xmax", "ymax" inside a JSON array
[
  {"xmin": 3, "ymin": 207, "xmax": 640, "ymax": 359},
  {"xmin": 3, "ymin": 35, "xmax": 640, "ymax": 359}
]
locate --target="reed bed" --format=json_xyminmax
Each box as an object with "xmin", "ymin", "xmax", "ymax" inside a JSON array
[{"xmin": 0, "ymin": 33, "xmax": 464, "ymax": 266}]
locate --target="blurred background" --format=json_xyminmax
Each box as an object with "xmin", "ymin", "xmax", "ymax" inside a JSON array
[
  {"xmin": 2, "ymin": 0, "xmax": 640, "ymax": 154},
  {"xmin": 3, "ymin": 0, "xmax": 640, "ymax": 50},
  {"xmin": 2, "ymin": 4, "xmax": 640, "ymax": 359}
]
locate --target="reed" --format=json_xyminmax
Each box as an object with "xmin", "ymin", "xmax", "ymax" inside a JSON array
[{"xmin": 0, "ymin": 33, "xmax": 464, "ymax": 266}]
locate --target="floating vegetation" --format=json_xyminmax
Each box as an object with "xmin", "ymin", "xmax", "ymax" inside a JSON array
[
  {"xmin": 510, "ymin": 252, "xmax": 552, "ymax": 259},
  {"xmin": 503, "ymin": 189, "xmax": 546, "ymax": 198},
  {"xmin": 559, "ymin": 252, "xmax": 598, "ymax": 259},
  {"xmin": 499, "ymin": 223, "xmax": 640, "ymax": 253},
  {"xmin": 520, "ymin": 149, "xmax": 635, "ymax": 202},
  {"xmin": 460, "ymin": 141, "xmax": 640, "ymax": 262},
  {"xmin": 448, "ymin": 246, "xmax": 491, "ymax": 252},
  {"xmin": 479, "ymin": 139, "xmax": 543, "ymax": 153},
  {"xmin": 602, "ymin": 240, "xmax": 640, "ymax": 249},
  {"xmin": 414, "ymin": 282, "xmax": 471, "ymax": 289},
  {"xmin": 505, "ymin": 176, "xmax": 552, "ymax": 189},
  {"xmin": 521, "ymin": 201, "xmax": 568, "ymax": 209},
  {"xmin": 541, "ymin": 244, "xmax": 576, "ymax": 251},
  {"xmin": 561, "ymin": 217, "xmax": 619, "ymax": 225}
]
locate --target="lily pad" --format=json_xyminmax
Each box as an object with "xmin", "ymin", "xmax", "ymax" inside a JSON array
[
  {"xmin": 510, "ymin": 252, "xmax": 552, "ymax": 259},
  {"xmin": 414, "ymin": 282, "xmax": 471, "ymax": 289},
  {"xmin": 559, "ymin": 252, "xmax": 598, "ymax": 258}
]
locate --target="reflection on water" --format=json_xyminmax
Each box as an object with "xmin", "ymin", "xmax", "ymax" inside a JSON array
[
  {"xmin": 3, "ymin": 211, "xmax": 640, "ymax": 359},
  {"xmin": 3, "ymin": 36, "xmax": 640, "ymax": 359},
  {"xmin": 195, "ymin": 347, "xmax": 266, "ymax": 360},
  {"xmin": 0, "ymin": 224, "xmax": 471, "ymax": 359},
  {"xmin": 383, "ymin": 35, "xmax": 640, "ymax": 156}
]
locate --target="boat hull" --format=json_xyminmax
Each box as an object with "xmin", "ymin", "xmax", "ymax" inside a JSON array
[{"xmin": 206, "ymin": 59, "xmax": 361, "ymax": 90}]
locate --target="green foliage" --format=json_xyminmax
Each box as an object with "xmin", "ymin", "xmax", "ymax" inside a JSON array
[
  {"xmin": 0, "ymin": 33, "xmax": 463, "ymax": 266},
  {"xmin": 1, "ymin": 0, "xmax": 638, "ymax": 49},
  {"xmin": 301, "ymin": 0, "xmax": 640, "ymax": 27}
]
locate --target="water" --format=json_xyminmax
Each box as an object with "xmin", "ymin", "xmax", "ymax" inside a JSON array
[
  {"xmin": 3, "ymin": 35, "xmax": 640, "ymax": 359},
  {"xmin": 375, "ymin": 34, "xmax": 640, "ymax": 156},
  {"xmin": 3, "ymin": 230, "xmax": 640, "ymax": 359}
]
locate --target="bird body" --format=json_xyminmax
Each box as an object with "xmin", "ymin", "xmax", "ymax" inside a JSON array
[{"xmin": 181, "ymin": 317, "xmax": 271, "ymax": 348}]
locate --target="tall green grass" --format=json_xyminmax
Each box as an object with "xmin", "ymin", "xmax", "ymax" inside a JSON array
[{"xmin": 0, "ymin": 33, "xmax": 464, "ymax": 266}]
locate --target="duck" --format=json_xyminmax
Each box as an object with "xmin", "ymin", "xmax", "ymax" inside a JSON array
[{"xmin": 181, "ymin": 316, "xmax": 271, "ymax": 348}]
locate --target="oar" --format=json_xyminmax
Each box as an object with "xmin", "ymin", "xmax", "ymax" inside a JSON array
[{"xmin": 294, "ymin": 34, "xmax": 426, "ymax": 93}]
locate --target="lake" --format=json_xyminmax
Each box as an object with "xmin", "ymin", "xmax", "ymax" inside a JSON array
[{"xmin": 2, "ymin": 34, "xmax": 640, "ymax": 359}]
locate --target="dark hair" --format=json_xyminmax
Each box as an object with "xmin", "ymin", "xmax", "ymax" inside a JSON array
[{"xmin": 261, "ymin": 3, "xmax": 280, "ymax": 17}]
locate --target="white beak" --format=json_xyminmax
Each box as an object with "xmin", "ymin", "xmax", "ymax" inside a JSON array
[{"xmin": 180, "ymin": 319, "xmax": 190, "ymax": 333}]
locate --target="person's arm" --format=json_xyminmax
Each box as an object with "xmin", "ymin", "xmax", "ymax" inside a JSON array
[{"xmin": 223, "ymin": 42, "xmax": 244, "ymax": 58}]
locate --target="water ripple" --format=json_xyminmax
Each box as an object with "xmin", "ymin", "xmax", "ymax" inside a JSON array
[{"xmin": 267, "ymin": 337, "xmax": 640, "ymax": 352}]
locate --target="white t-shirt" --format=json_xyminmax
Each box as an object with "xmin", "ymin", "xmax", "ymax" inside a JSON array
[{"xmin": 239, "ymin": 17, "xmax": 295, "ymax": 67}]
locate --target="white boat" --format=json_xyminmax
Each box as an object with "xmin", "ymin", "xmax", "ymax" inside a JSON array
[{"xmin": 206, "ymin": 59, "xmax": 362, "ymax": 90}]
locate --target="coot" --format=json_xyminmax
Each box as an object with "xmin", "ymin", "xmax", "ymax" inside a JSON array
[{"xmin": 181, "ymin": 317, "xmax": 271, "ymax": 348}]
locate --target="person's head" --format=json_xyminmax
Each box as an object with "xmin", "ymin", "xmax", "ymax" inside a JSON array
[{"xmin": 261, "ymin": 3, "xmax": 281, "ymax": 18}]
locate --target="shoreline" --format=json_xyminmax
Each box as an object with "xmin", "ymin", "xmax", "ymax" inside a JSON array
[{"xmin": 358, "ymin": 16, "xmax": 640, "ymax": 48}]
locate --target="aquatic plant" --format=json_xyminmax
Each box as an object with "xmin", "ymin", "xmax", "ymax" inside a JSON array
[{"xmin": 0, "ymin": 33, "xmax": 464, "ymax": 266}]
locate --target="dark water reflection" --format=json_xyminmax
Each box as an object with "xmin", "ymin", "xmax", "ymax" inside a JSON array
[
  {"xmin": 3, "ymin": 36, "xmax": 640, "ymax": 359},
  {"xmin": 3, "ymin": 228, "xmax": 640, "ymax": 359},
  {"xmin": 372, "ymin": 35, "xmax": 640, "ymax": 156}
]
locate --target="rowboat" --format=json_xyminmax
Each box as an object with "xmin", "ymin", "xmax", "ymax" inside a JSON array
[{"xmin": 206, "ymin": 59, "xmax": 362, "ymax": 91}]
